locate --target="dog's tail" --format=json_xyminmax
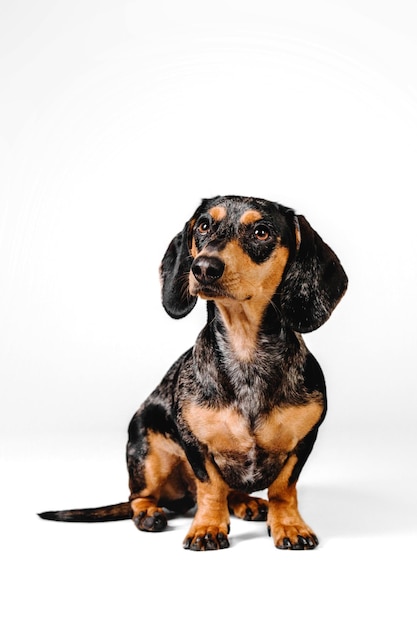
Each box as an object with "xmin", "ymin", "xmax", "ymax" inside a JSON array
[{"xmin": 38, "ymin": 501, "xmax": 132, "ymax": 523}]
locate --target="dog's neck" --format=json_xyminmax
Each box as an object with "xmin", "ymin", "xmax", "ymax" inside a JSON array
[{"xmin": 209, "ymin": 298, "xmax": 284, "ymax": 362}]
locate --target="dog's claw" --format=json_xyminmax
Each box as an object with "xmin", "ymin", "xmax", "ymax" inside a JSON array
[
  {"xmin": 275, "ymin": 533, "xmax": 319, "ymax": 550},
  {"xmin": 204, "ymin": 532, "xmax": 218, "ymax": 550},
  {"xmin": 189, "ymin": 535, "xmax": 205, "ymax": 551},
  {"xmin": 217, "ymin": 532, "xmax": 230, "ymax": 549},
  {"xmin": 183, "ymin": 531, "xmax": 230, "ymax": 551}
]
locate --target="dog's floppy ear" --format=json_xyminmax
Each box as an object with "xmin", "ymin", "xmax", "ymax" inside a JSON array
[
  {"xmin": 278, "ymin": 214, "xmax": 348, "ymax": 333},
  {"xmin": 160, "ymin": 221, "xmax": 197, "ymax": 319}
]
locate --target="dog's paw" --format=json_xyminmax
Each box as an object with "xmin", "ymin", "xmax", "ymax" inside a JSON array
[
  {"xmin": 132, "ymin": 507, "xmax": 167, "ymax": 532},
  {"xmin": 228, "ymin": 491, "xmax": 268, "ymax": 521},
  {"xmin": 183, "ymin": 524, "xmax": 230, "ymax": 551},
  {"xmin": 267, "ymin": 522, "xmax": 318, "ymax": 550}
]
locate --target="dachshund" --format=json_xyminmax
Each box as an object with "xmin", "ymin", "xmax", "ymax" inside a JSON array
[{"xmin": 39, "ymin": 195, "xmax": 348, "ymax": 550}]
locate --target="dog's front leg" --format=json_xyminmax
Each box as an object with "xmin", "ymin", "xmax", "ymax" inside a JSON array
[
  {"xmin": 183, "ymin": 462, "xmax": 231, "ymax": 551},
  {"xmin": 267, "ymin": 454, "xmax": 318, "ymax": 550}
]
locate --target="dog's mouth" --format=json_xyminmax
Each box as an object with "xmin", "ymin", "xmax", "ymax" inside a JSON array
[
  {"xmin": 191, "ymin": 282, "xmax": 252, "ymax": 303},
  {"xmin": 192, "ymin": 284, "xmax": 229, "ymax": 299}
]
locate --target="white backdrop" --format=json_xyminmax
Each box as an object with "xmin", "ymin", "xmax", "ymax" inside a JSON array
[{"xmin": 1, "ymin": 1, "xmax": 416, "ymax": 625}]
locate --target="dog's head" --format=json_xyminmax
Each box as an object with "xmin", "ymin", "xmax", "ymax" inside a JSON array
[{"xmin": 160, "ymin": 196, "xmax": 347, "ymax": 332}]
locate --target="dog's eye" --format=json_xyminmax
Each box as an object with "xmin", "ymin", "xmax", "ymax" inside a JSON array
[
  {"xmin": 197, "ymin": 219, "xmax": 211, "ymax": 235},
  {"xmin": 254, "ymin": 225, "xmax": 270, "ymax": 241}
]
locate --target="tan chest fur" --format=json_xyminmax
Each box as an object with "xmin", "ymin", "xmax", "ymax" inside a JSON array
[{"xmin": 182, "ymin": 398, "xmax": 323, "ymax": 457}]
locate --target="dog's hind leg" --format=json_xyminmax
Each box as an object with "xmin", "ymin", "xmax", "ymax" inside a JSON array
[
  {"xmin": 127, "ymin": 409, "xmax": 195, "ymax": 532},
  {"xmin": 227, "ymin": 491, "xmax": 268, "ymax": 521}
]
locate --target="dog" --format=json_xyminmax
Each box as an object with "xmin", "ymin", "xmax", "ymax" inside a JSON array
[{"xmin": 39, "ymin": 195, "xmax": 348, "ymax": 550}]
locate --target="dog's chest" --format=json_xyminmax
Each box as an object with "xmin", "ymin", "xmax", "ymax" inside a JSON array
[
  {"xmin": 183, "ymin": 401, "xmax": 321, "ymax": 451},
  {"xmin": 181, "ymin": 399, "xmax": 323, "ymax": 490}
]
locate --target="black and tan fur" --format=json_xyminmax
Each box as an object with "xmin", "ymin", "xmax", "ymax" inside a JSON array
[{"xmin": 39, "ymin": 195, "xmax": 348, "ymax": 550}]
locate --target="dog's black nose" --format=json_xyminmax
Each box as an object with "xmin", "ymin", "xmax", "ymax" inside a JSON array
[{"xmin": 192, "ymin": 255, "xmax": 225, "ymax": 285}]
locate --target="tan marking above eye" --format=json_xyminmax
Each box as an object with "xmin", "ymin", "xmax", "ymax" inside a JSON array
[
  {"xmin": 208, "ymin": 206, "xmax": 227, "ymax": 221},
  {"xmin": 240, "ymin": 210, "xmax": 263, "ymax": 225}
]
